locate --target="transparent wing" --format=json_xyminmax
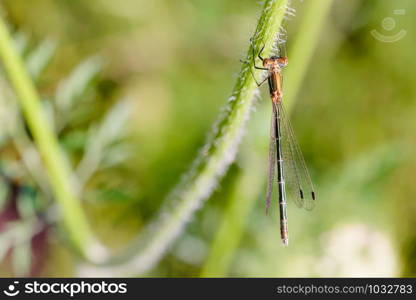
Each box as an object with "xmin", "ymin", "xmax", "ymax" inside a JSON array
[
  {"xmin": 279, "ymin": 102, "xmax": 316, "ymax": 210},
  {"xmin": 265, "ymin": 105, "xmax": 277, "ymax": 215}
]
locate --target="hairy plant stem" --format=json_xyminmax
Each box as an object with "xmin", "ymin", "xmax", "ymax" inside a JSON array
[{"xmin": 78, "ymin": 0, "xmax": 290, "ymax": 276}]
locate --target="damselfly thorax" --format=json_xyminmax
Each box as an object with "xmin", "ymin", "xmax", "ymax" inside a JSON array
[{"xmin": 263, "ymin": 56, "xmax": 288, "ymax": 103}]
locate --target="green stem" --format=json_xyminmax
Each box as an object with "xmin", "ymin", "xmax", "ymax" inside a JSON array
[
  {"xmin": 0, "ymin": 18, "xmax": 93, "ymax": 255},
  {"xmin": 284, "ymin": 0, "xmax": 334, "ymax": 112},
  {"xmin": 201, "ymin": 0, "xmax": 334, "ymax": 276},
  {"xmin": 200, "ymin": 153, "xmax": 264, "ymax": 277},
  {"xmin": 77, "ymin": 0, "xmax": 289, "ymax": 276}
]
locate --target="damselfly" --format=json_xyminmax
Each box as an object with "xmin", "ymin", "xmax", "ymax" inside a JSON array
[{"xmin": 248, "ymin": 40, "xmax": 316, "ymax": 245}]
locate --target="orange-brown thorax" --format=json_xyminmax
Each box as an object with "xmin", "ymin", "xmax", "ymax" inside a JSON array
[{"xmin": 263, "ymin": 56, "xmax": 288, "ymax": 103}]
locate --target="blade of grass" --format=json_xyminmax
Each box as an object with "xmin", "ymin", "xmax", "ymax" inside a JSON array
[
  {"xmin": 200, "ymin": 153, "xmax": 264, "ymax": 277},
  {"xmin": 201, "ymin": 0, "xmax": 334, "ymax": 276},
  {"xmin": 0, "ymin": 18, "xmax": 94, "ymax": 256},
  {"xmin": 284, "ymin": 0, "xmax": 334, "ymax": 112}
]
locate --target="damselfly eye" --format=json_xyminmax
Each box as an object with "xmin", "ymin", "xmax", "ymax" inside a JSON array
[
  {"xmin": 278, "ymin": 57, "xmax": 288, "ymax": 67},
  {"xmin": 263, "ymin": 58, "xmax": 271, "ymax": 67}
]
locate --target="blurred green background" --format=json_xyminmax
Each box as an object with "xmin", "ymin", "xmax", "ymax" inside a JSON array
[{"xmin": 0, "ymin": 0, "xmax": 415, "ymax": 277}]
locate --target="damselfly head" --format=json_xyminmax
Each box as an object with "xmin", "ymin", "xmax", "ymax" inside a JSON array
[
  {"xmin": 263, "ymin": 57, "xmax": 279, "ymax": 68},
  {"xmin": 263, "ymin": 56, "xmax": 288, "ymax": 69}
]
